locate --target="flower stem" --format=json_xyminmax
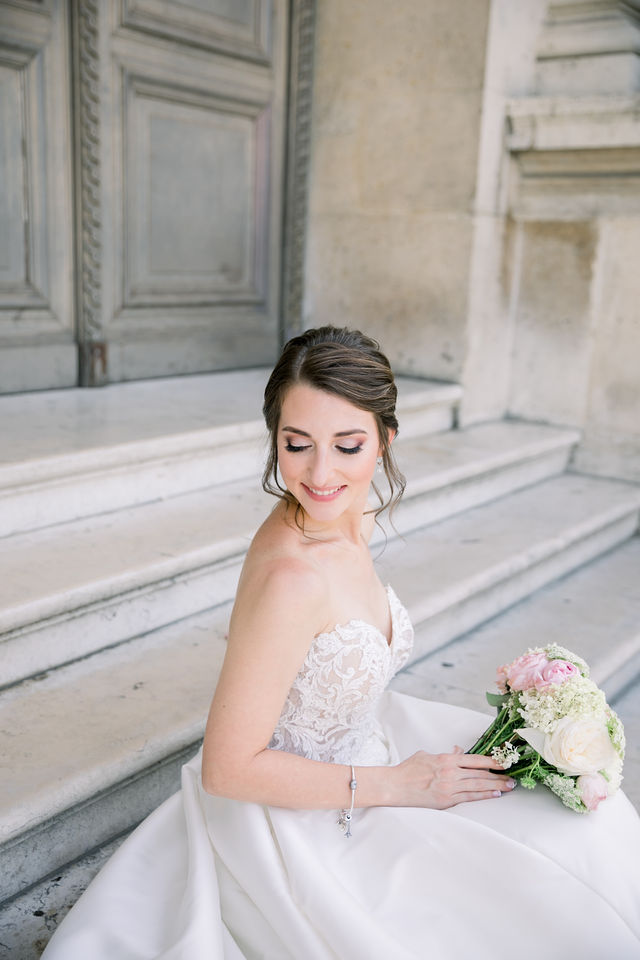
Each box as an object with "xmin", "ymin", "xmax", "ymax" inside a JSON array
[{"xmin": 467, "ymin": 707, "xmax": 519, "ymax": 757}]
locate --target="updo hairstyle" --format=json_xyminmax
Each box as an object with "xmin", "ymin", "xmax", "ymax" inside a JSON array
[{"xmin": 262, "ymin": 326, "xmax": 406, "ymax": 522}]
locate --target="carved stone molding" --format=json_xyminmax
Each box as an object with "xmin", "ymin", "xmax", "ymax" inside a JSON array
[
  {"xmin": 537, "ymin": 0, "xmax": 640, "ymax": 93},
  {"xmin": 506, "ymin": 94, "xmax": 640, "ymax": 219},
  {"xmin": 73, "ymin": 0, "xmax": 105, "ymax": 384},
  {"xmin": 281, "ymin": 0, "xmax": 316, "ymax": 342}
]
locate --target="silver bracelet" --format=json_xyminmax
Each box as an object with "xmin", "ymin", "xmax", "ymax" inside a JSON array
[{"xmin": 338, "ymin": 765, "xmax": 357, "ymax": 838}]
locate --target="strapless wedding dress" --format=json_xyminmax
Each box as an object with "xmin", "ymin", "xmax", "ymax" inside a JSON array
[{"xmin": 42, "ymin": 586, "xmax": 640, "ymax": 959}]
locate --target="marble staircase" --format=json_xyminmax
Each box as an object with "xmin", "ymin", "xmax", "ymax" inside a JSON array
[{"xmin": 1, "ymin": 370, "xmax": 639, "ymax": 958}]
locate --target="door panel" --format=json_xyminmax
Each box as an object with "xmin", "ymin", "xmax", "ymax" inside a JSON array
[
  {"xmin": 120, "ymin": 0, "xmax": 270, "ymax": 62},
  {"xmin": 79, "ymin": 0, "xmax": 288, "ymax": 384},
  {"xmin": 0, "ymin": 1, "xmax": 75, "ymax": 393},
  {"xmin": 125, "ymin": 80, "xmax": 267, "ymax": 304}
]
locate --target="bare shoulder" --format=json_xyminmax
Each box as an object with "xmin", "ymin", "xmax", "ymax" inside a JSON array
[
  {"xmin": 231, "ymin": 514, "xmax": 328, "ymax": 640},
  {"xmin": 249, "ymin": 552, "xmax": 326, "ymax": 605}
]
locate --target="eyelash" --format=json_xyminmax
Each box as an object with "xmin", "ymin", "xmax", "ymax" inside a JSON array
[{"xmin": 284, "ymin": 442, "xmax": 363, "ymax": 455}]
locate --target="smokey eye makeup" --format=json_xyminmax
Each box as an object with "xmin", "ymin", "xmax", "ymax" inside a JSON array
[
  {"xmin": 284, "ymin": 440, "xmax": 311, "ymax": 452},
  {"xmin": 283, "ymin": 439, "xmax": 364, "ymax": 454},
  {"xmin": 336, "ymin": 444, "xmax": 363, "ymax": 455}
]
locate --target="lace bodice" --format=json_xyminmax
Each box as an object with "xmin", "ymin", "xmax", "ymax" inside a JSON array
[{"xmin": 269, "ymin": 585, "xmax": 413, "ymax": 765}]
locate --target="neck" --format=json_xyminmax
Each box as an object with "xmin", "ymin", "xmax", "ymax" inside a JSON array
[{"xmin": 282, "ymin": 498, "xmax": 366, "ymax": 547}]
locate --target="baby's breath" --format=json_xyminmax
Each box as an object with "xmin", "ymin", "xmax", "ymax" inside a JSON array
[
  {"xmin": 543, "ymin": 773, "xmax": 587, "ymax": 813},
  {"xmin": 490, "ymin": 742, "xmax": 520, "ymax": 769},
  {"xmin": 607, "ymin": 710, "xmax": 626, "ymax": 759},
  {"xmin": 518, "ymin": 677, "xmax": 606, "ymax": 733},
  {"xmin": 519, "ymin": 775, "xmax": 537, "ymax": 790}
]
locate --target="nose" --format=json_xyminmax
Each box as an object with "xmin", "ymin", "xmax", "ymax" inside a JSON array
[{"xmin": 308, "ymin": 448, "xmax": 331, "ymax": 488}]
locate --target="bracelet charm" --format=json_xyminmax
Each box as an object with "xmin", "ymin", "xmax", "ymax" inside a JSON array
[{"xmin": 338, "ymin": 765, "xmax": 357, "ymax": 838}]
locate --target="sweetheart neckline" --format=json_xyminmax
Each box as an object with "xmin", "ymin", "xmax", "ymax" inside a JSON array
[{"xmin": 313, "ymin": 584, "xmax": 397, "ymax": 649}]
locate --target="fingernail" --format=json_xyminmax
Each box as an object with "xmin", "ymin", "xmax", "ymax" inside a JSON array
[
  {"xmin": 493, "ymin": 791, "xmax": 501, "ymax": 798},
  {"xmin": 506, "ymin": 779, "xmax": 516, "ymax": 789}
]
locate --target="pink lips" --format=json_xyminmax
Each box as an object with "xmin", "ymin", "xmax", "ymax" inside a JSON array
[{"xmin": 301, "ymin": 483, "xmax": 346, "ymax": 503}]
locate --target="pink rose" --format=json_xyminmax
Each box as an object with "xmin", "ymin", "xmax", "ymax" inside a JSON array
[
  {"xmin": 534, "ymin": 659, "xmax": 580, "ymax": 691},
  {"xmin": 505, "ymin": 652, "xmax": 549, "ymax": 692},
  {"xmin": 495, "ymin": 663, "xmax": 509, "ymax": 694},
  {"xmin": 577, "ymin": 773, "xmax": 608, "ymax": 811}
]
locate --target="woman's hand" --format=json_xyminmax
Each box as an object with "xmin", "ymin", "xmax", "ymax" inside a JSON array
[{"xmin": 389, "ymin": 746, "xmax": 515, "ymax": 809}]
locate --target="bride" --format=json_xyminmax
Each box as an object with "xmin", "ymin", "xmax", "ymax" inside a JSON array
[{"xmin": 43, "ymin": 327, "xmax": 640, "ymax": 959}]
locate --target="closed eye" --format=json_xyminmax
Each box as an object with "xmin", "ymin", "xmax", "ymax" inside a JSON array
[
  {"xmin": 337, "ymin": 445, "xmax": 362, "ymax": 455},
  {"xmin": 285, "ymin": 441, "xmax": 311, "ymax": 452}
]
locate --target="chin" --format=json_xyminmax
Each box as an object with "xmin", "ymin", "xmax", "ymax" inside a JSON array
[{"xmin": 299, "ymin": 488, "xmax": 364, "ymax": 524}]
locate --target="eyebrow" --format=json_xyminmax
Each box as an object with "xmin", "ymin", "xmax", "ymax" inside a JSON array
[{"xmin": 280, "ymin": 426, "xmax": 368, "ymax": 438}]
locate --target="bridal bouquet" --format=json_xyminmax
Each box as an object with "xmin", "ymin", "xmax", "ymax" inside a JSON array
[{"xmin": 468, "ymin": 645, "xmax": 625, "ymax": 812}]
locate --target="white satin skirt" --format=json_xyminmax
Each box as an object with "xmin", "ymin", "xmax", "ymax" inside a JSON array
[{"xmin": 42, "ymin": 692, "xmax": 640, "ymax": 959}]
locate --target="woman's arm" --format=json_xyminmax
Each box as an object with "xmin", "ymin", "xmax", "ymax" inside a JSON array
[{"xmin": 201, "ymin": 561, "xmax": 515, "ymax": 810}]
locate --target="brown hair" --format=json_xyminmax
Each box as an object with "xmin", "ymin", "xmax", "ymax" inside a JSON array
[{"xmin": 262, "ymin": 326, "xmax": 406, "ymax": 524}]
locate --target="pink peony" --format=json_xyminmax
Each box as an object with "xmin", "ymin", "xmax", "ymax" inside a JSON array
[
  {"xmin": 577, "ymin": 773, "xmax": 609, "ymax": 811},
  {"xmin": 505, "ymin": 652, "xmax": 549, "ymax": 692},
  {"xmin": 535, "ymin": 659, "xmax": 580, "ymax": 691}
]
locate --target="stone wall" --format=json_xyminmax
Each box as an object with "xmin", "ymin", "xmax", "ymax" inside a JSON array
[
  {"xmin": 305, "ymin": 0, "xmax": 640, "ymax": 482},
  {"xmin": 504, "ymin": 1, "xmax": 640, "ymax": 483},
  {"xmin": 304, "ymin": 0, "xmax": 492, "ymax": 382}
]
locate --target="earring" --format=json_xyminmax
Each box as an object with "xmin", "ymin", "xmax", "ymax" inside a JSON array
[{"xmin": 376, "ymin": 456, "xmax": 383, "ymax": 474}]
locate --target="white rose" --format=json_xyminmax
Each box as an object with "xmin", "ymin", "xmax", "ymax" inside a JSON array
[{"xmin": 518, "ymin": 716, "xmax": 618, "ymax": 776}]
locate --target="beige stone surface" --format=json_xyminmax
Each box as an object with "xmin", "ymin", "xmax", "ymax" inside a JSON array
[
  {"xmin": 306, "ymin": 0, "xmax": 491, "ymax": 378},
  {"xmin": 306, "ymin": 211, "xmax": 473, "ymax": 378},
  {"xmin": 587, "ymin": 219, "xmax": 640, "ymax": 437},
  {"xmin": 575, "ymin": 218, "xmax": 640, "ymax": 481},
  {"xmin": 459, "ymin": 213, "xmax": 511, "ymax": 424},
  {"xmin": 458, "ymin": 1, "xmax": 548, "ymax": 424},
  {"xmin": 508, "ymin": 220, "xmax": 598, "ymax": 425}
]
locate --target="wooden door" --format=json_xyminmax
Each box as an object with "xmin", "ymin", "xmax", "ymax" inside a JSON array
[
  {"xmin": 76, "ymin": 0, "xmax": 289, "ymax": 384},
  {"xmin": 0, "ymin": 0, "xmax": 291, "ymax": 392},
  {"xmin": 0, "ymin": 0, "xmax": 76, "ymax": 392}
]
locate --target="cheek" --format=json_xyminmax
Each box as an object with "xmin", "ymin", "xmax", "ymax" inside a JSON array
[
  {"xmin": 277, "ymin": 448, "xmax": 297, "ymax": 480},
  {"xmin": 349, "ymin": 452, "xmax": 378, "ymax": 482}
]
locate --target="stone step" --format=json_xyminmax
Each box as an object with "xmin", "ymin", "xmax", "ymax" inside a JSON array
[
  {"xmin": 389, "ymin": 536, "xmax": 640, "ymax": 810},
  {"xmin": 376, "ymin": 420, "xmax": 579, "ymax": 538},
  {"xmin": 0, "ymin": 373, "xmax": 460, "ymax": 538},
  {"xmin": 391, "ymin": 536, "xmax": 640, "ymax": 710},
  {"xmin": 0, "ymin": 370, "xmax": 268, "ymax": 540},
  {"xmin": 0, "ymin": 481, "xmax": 260, "ymax": 689},
  {"xmin": 0, "ymin": 604, "xmax": 231, "ymax": 906},
  {"xmin": 2, "ymin": 475, "xmax": 638, "ymax": 904},
  {"xmin": 377, "ymin": 473, "xmax": 640, "ymax": 664},
  {"xmin": 0, "ymin": 421, "xmax": 578, "ymax": 688}
]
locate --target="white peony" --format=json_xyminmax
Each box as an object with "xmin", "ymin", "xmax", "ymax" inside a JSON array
[{"xmin": 518, "ymin": 715, "xmax": 619, "ymax": 777}]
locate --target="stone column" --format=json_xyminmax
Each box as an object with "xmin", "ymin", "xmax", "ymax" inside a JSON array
[{"xmin": 503, "ymin": 0, "xmax": 640, "ymax": 482}]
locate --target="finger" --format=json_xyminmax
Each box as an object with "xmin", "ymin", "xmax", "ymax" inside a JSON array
[
  {"xmin": 455, "ymin": 753, "xmax": 506, "ymax": 769},
  {"xmin": 457, "ymin": 768, "xmax": 515, "ymax": 785},
  {"xmin": 455, "ymin": 776, "xmax": 515, "ymax": 793},
  {"xmin": 452, "ymin": 745, "xmax": 463, "ymax": 754},
  {"xmin": 453, "ymin": 789, "xmax": 506, "ymax": 804}
]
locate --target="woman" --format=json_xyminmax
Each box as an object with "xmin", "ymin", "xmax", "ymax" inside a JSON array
[{"xmin": 44, "ymin": 327, "xmax": 640, "ymax": 959}]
